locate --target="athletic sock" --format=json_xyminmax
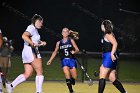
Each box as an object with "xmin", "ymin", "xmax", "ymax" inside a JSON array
[
  {"xmin": 70, "ymin": 77, "xmax": 75, "ymax": 85},
  {"xmin": 0, "ymin": 72, "xmax": 6, "ymax": 88},
  {"xmin": 66, "ymin": 79, "xmax": 73, "ymax": 92},
  {"xmin": 0, "ymin": 75, "xmax": 2, "ymax": 92},
  {"xmin": 113, "ymin": 79, "xmax": 126, "ymax": 93},
  {"xmin": 35, "ymin": 75, "xmax": 44, "ymax": 93},
  {"xmin": 98, "ymin": 78, "xmax": 106, "ymax": 93},
  {"xmin": 11, "ymin": 74, "xmax": 26, "ymax": 88}
]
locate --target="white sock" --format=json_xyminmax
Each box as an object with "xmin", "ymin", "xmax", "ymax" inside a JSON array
[
  {"xmin": 35, "ymin": 75, "xmax": 44, "ymax": 92},
  {"xmin": 0, "ymin": 75, "xmax": 2, "ymax": 91},
  {"xmin": 11, "ymin": 74, "xmax": 26, "ymax": 88}
]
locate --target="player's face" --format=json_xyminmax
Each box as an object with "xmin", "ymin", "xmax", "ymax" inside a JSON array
[
  {"xmin": 35, "ymin": 20, "xmax": 43, "ymax": 29},
  {"xmin": 62, "ymin": 28, "xmax": 70, "ymax": 38},
  {"xmin": 101, "ymin": 24, "xmax": 105, "ymax": 32}
]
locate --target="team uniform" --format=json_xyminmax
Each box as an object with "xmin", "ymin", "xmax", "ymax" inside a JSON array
[
  {"xmin": 59, "ymin": 38, "xmax": 77, "ymax": 69},
  {"xmin": 22, "ymin": 24, "xmax": 41, "ymax": 63},
  {"xmin": 101, "ymin": 37, "xmax": 118, "ymax": 69}
]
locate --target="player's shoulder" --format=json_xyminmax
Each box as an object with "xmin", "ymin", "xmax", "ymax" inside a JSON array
[
  {"xmin": 27, "ymin": 24, "xmax": 35, "ymax": 30},
  {"xmin": 57, "ymin": 41, "xmax": 60, "ymax": 45}
]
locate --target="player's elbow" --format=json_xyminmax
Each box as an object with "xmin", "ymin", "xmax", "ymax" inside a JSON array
[
  {"xmin": 22, "ymin": 34, "xmax": 25, "ymax": 39},
  {"xmin": 115, "ymin": 42, "xmax": 118, "ymax": 47},
  {"xmin": 22, "ymin": 34, "xmax": 26, "ymax": 40}
]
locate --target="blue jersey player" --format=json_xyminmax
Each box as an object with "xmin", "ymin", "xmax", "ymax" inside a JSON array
[
  {"xmin": 47, "ymin": 28, "xmax": 79, "ymax": 93},
  {"xmin": 98, "ymin": 20, "xmax": 127, "ymax": 93}
]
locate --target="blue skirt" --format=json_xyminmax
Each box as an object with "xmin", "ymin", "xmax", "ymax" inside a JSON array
[
  {"xmin": 61, "ymin": 58, "xmax": 77, "ymax": 69},
  {"xmin": 102, "ymin": 52, "xmax": 117, "ymax": 69}
]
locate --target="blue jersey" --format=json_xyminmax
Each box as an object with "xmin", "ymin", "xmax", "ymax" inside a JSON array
[
  {"xmin": 101, "ymin": 36, "xmax": 118, "ymax": 69},
  {"xmin": 59, "ymin": 38, "xmax": 77, "ymax": 69},
  {"xmin": 59, "ymin": 38, "xmax": 74, "ymax": 60}
]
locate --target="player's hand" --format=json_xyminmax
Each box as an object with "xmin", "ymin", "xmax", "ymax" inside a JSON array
[
  {"xmin": 46, "ymin": 61, "xmax": 51, "ymax": 65},
  {"xmin": 71, "ymin": 50, "xmax": 75, "ymax": 54},
  {"xmin": 31, "ymin": 43, "xmax": 38, "ymax": 47},
  {"xmin": 39, "ymin": 41, "xmax": 47, "ymax": 46},
  {"xmin": 111, "ymin": 54, "xmax": 116, "ymax": 62}
]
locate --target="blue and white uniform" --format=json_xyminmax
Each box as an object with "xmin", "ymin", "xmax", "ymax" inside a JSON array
[
  {"xmin": 101, "ymin": 37, "xmax": 118, "ymax": 69},
  {"xmin": 59, "ymin": 38, "xmax": 77, "ymax": 69},
  {"xmin": 22, "ymin": 24, "xmax": 41, "ymax": 63}
]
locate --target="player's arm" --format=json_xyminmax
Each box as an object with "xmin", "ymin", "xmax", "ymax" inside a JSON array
[
  {"xmin": 0, "ymin": 33, "xmax": 3, "ymax": 48},
  {"xmin": 47, "ymin": 41, "xmax": 59, "ymax": 65},
  {"xmin": 71, "ymin": 39, "xmax": 79, "ymax": 54},
  {"xmin": 106, "ymin": 34, "xmax": 118, "ymax": 61},
  {"xmin": 22, "ymin": 31, "xmax": 34, "ymax": 47}
]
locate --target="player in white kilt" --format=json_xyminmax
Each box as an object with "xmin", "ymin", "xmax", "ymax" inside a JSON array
[{"xmin": 6, "ymin": 14, "xmax": 46, "ymax": 93}]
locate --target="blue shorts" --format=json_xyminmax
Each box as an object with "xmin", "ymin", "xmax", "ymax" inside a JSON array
[
  {"xmin": 61, "ymin": 58, "xmax": 77, "ymax": 69},
  {"xmin": 102, "ymin": 52, "xmax": 117, "ymax": 69}
]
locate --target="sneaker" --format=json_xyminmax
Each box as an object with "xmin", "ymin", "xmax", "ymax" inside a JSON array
[{"xmin": 5, "ymin": 83, "xmax": 13, "ymax": 93}]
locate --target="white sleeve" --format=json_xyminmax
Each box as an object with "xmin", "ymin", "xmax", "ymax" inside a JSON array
[
  {"xmin": 0, "ymin": 29, "xmax": 1, "ymax": 33},
  {"xmin": 25, "ymin": 25, "xmax": 34, "ymax": 36}
]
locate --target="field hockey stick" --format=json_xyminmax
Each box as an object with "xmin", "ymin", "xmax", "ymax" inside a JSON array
[
  {"xmin": 81, "ymin": 50, "xmax": 100, "ymax": 77},
  {"xmin": 72, "ymin": 53, "xmax": 93, "ymax": 86},
  {"xmin": 75, "ymin": 58, "xmax": 93, "ymax": 86},
  {"xmin": 32, "ymin": 42, "xmax": 47, "ymax": 58}
]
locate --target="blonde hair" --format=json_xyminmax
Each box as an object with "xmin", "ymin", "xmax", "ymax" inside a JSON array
[{"xmin": 69, "ymin": 30, "xmax": 79, "ymax": 40}]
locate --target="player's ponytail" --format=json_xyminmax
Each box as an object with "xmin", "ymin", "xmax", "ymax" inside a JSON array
[
  {"xmin": 102, "ymin": 20, "xmax": 113, "ymax": 34},
  {"xmin": 69, "ymin": 30, "xmax": 79, "ymax": 40}
]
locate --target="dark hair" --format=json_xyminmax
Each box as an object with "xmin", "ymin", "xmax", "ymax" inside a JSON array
[
  {"xmin": 31, "ymin": 14, "xmax": 43, "ymax": 25},
  {"xmin": 102, "ymin": 20, "xmax": 113, "ymax": 34}
]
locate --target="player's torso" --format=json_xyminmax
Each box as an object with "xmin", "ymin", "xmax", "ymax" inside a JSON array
[
  {"xmin": 101, "ymin": 37, "xmax": 112, "ymax": 53},
  {"xmin": 59, "ymin": 38, "xmax": 74, "ymax": 59},
  {"xmin": 24, "ymin": 25, "xmax": 40, "ymax": 46}
]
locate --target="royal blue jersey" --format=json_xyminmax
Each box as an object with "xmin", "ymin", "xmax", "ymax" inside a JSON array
[{"xmin": 59, "ymin": 38, "xmax": 74, "ymax": 60}]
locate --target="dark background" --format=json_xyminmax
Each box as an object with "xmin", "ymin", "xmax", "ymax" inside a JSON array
[{"xmin": 0, "ymin": 0, "xmax": 140, "ymax": 52}]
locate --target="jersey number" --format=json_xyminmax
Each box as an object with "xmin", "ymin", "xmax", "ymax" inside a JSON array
[{"xmin": 64, "ymin": 49, "xmax": 69, "ymax": 56}]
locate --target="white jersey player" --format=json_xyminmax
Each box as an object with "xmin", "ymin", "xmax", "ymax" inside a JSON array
[{"xmin": 6, "ymin": 14, "xmax": 46, "ymax": 93}]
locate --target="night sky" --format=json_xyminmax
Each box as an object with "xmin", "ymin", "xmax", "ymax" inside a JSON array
[{"xmin": 0, "ymin": 0, "xmax": 140, "ymax": 52}]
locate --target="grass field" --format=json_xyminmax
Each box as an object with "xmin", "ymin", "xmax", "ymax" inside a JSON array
[
  {"xmin": 2, "ymin": 53, "xmax": 140, "ymax": 93},
  {"xmin": 2, "ymin": 81, "xmax": 140, "ymax": 93},
  {"xmin": 9, "ymin": 54, "xmax": 140, "ymax": 82}
]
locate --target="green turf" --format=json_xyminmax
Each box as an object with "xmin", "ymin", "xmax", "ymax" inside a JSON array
[
  {"xmin": 2, "ymin": 82, "xmax": 140, "ymax": 93},
  {"xmin": 8, "ymin": 54, "xmax": 140, "ymax": 82}
]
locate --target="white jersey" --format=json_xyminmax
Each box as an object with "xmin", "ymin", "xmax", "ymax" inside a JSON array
[
  {"xmin": 22, "ymin": 24, "xmax": 41, "ymax": 63},
  {"xmin": 0, "ymin": 29, "xmax": 1, "ymax": 33}
]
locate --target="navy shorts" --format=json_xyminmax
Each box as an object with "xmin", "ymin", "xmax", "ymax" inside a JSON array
[
  {"xmin": 102, "ymin": 52, "xmax": 117, "ymax": 69},
  {"xmin": 61, "ymin": 58, "xmax": 77, "ymax": 69}
]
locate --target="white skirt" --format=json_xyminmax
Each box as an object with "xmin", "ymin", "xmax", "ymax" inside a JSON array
[{"xmin": 22, "ymin": 45, "xmax": 41, "ymax": 63}]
